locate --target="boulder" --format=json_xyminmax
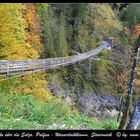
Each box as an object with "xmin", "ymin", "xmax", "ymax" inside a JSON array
[
  {"xmin": 48, "ymin": 83, "xmax": 60, "ymax": 96},
  {"xmin": 78, "ymin": 93, "xmax": 121, "ymax": 117}
]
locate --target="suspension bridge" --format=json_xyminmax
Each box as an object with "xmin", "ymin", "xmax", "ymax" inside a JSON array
[
  {"xmin": 1, "ymin": 39, "xmax": 140, "ymax": 130},
  {"xmin": 0, "ymin": 41, "xmax": 111, "ymax": 76}
]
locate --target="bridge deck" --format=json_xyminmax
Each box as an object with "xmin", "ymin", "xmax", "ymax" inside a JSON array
[{"xmin": 0, "ymin": 41, "xmax": 111, "ymax": 75}]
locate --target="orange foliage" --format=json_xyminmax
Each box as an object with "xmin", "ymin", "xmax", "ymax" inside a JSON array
[
  {"xmin": 23, "ymin": 88, "xmax": 31, "ymax": 95},
  {"xmin": 134, "ymin": 24, "xmax": 140, "ymax": 36},
  {"xmin": 125, "ymin": 23, "xmax": 140, "ymax": 42},
  {"xmin": 116, "ymin": 70, "xmax": 129, "ymax": 93},
  {"xmin": 25, "ymin": 4, "xmax": 43, "ymax": 56},
  {"xmin": 131, "ymin": 23, "xmax": 140, "ymax": 41}
]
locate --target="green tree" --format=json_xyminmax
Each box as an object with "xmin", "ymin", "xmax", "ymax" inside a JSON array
[
  {"xmin": 56, "ymin": 12, "xmax": 68, "ymax": 57},
  {"xmin": 36, "ymin": 4, "xmax": 56, "ymax": 58},
  {"xmin": 120, "ymin": 4, "xmax": 140, "ymax": 29}
]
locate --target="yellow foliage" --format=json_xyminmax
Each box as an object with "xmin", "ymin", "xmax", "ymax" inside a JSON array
[
  {"xmin": 20, "ymin": 71, "xmax": 52, "ymax": 102},
  {"xmin": 33, "ymin": 88, "xmax": 52, "ymax": 104},
  {"xmin": 51, "ymin": 95, "xmax": 62, "ymax": 105},
  {"xmin": 134, "ymin": 79, "xmax": 140, "ymax": 85},
  {"xmin": 0, "ymin": 4, "xmax": 40, "ymax": 60},
  {"xmin": 0, "ymin": 4, "xmax": 52, "ymax": 103},
  {"xmin": 23, "ymin": 88, "xmax": 32, "ymax": 95},
  {"xmin": 134, "ymin": 79, "xmax": 140, "ymax": 93}
]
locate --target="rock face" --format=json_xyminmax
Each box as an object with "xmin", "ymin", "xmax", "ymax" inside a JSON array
[
  {"xmin": 78, "ymin": 93, "xmax": 121, "ymax": 117},
  {"xmin": 48, "ymin": 83, "xmax": 60, "ymax": 96}
]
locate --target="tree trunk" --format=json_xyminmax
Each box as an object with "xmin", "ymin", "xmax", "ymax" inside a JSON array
[
  {"xmin": 126, "ymin": 93, "xmax": 140, "ymax": 130},
  {"xmin": 118, "ymin": 35, "xmax": 140, "ymax": 130}
]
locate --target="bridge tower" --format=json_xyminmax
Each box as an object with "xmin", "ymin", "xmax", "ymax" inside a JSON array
[{"xmin": 108, "ymin": 37, "xmax": 114, "ymax": 48}]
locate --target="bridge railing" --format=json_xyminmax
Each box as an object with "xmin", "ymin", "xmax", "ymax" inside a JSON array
[{"xmin": 0, "ymin": 43, "xmax": 109, "ymax": 75}]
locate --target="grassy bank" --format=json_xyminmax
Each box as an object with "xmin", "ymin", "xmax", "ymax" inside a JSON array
[{"xmin": 0, "ymin": 93, "xmax": 118, "ymax": 130}]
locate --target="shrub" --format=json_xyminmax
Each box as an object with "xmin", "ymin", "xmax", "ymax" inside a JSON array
[
  {"xmin": 0, "ymin": 93, "xmax": 69, "ymax": 125},
  {"xmin": 102, "ymin": 117, "xmax": 119, "ymax": 129}
]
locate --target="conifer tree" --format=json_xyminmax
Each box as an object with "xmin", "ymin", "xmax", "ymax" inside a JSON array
[
  {"xmin": 56, "ymin": 12, "xmax": 68, "ymax": 57},
  {"xmin": 36, "ymin": 4, "xmax": 56, "ymax": 58}
]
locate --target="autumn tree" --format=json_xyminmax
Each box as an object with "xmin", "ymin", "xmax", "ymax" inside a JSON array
[
  {"xmin": 116, "ymin": 69, "xmax": 129, "ymax": 122},
  {"xmin": 22, "ymin": 3, "xmax": 51, "ymax": 102},
  {"xmin": 0, "ymin": 3, "xmax": 52, "ymax": 103},
  {"xmin": 0, "ymin": 4, "xmax": 39, "ymax": 60},
  {"xmin": 25, "ymin": 3, "xmax": 43, "ymax": 57}
]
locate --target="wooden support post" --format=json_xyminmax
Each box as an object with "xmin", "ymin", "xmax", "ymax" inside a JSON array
[
  {"xmin": 7, "ymin": 62, "xmax": 9, "ymax": 75},
  {"xmin": 33, "ymin": 61, "xmax": 35, "ymax": 72},
  {"xmin": 50, "ymin": 59, "xmax": 52, "ymax": 69},
  {"xmin": 42, "ymin": 62, "xmax": 45, "ymax": 72},
  {"xmin": 63, "ymin": 58, "xmax": 65, "ymax": 66},
  {"xmin": 78, "ymin": 55, "xmax": 80, "ymax": 64},
  {"xmin": 21, "ymin": 62, "xmax": 24, "ymax": 73}
]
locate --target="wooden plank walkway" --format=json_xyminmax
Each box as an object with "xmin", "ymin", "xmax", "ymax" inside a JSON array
[{"xmin": 0, "ymin": 41, "xmax": 111, "ymax": 75}]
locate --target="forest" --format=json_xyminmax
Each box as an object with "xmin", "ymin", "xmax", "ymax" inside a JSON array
[{"xmin": 0, "ymin": 3, "xmax": 140, "ymax": 130}]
